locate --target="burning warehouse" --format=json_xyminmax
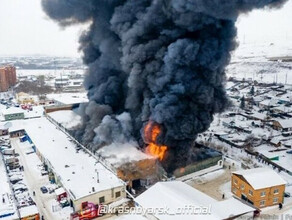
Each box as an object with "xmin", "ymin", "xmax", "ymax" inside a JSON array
[{"xmin": 41, "ymin": 0, "xmax": 288, "ymax": 176}]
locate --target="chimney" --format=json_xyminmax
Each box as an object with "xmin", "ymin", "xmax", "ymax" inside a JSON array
[{"xmin": 92, "ymin": 187, "xmax": 95, "ymax": 192}]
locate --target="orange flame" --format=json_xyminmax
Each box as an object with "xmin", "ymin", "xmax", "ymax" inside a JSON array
[{"xmin": 144, "ymin": 121, "xmax": 168, "ymax": 161}]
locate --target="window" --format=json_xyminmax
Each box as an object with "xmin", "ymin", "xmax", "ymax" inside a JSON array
[
  {"xmin": 274, "ymin": 189, "xmax": 279, "ymax": 194},
  {"xmin": 115, "ymin": 191, "xmax": 121, "ymax": 198},
  {"xmin": 241, "ymin": 184, "xmax": 245, "ymax": 190},
  {"xmin": 260, "ymin": 200, "xmax": 265, "ymax": 207},
  {"xmin": 260, "ymin": 191, "xmax": 266, "ymax": 197},
  {"xmin": 273, "ymin": 197, "xmax": 278, "ymax": 204},
  {"xmin": 234, "ymin": 178, "xmax": 238, "ymax": 185},
  {"xmin": 232, "ymin": 187, "xmax": 237, "ymax": 194},
  {"xmin": 249, "ymin": 190, "xmax": 253, "ymax": 196},
  {"xmin": 99, "ymin": 196, "xmax": 105, "ymax": 204}
]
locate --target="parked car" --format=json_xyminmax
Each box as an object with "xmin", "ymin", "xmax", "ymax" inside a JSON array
[{"xmin": 40, "ymin": 186, "xmax": 48, "ymax": 194}]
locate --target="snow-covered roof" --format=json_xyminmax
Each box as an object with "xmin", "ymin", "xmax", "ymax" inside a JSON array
[
  {"xmin": 270, "ymin": 137, "xmax": 282, "ymax": 145},
  {"xmin": 251, "ymin": 112, "xmax": 266, "ymax": 120},
  {"xmin": 24, "ymin": 106, "xmax": 44, "ymax": 119},
  {"xmin": 47, "ymin": 93, "xmax": 88, "ymax": 105},
  {"xmin": 5, "ymin": 118, "xmax": 124, "ymax": 200},
  {"xmin": 276, "ymin": 119, "xmax": 292, "ymax": 129},
  {"xmin": 135, "ymin": 181, "xmax": 255, "ymax": 220},
  {"xmin": 273, "ymin": 105, "xmax": 292, "ymax": 113},
  {"xmin": 259, "ymin": 99, "xmax": 278, "ymax": 107},
  {"xmin": 19, "ymin": 205, "xmax": 39, "ymax": 217},
  {"xmin": 233, "ymin": 168, "xmax": 286, "ymax": 190},
  {"xmin": 1, "ymin": 107, "xmax": 25, "ymax": 115},
  {"xmin": 55, "ymin": 187, "xmax": 66, "ymax": 196},
  {"xmin": 97, "ymin": 142, "xmax": 153, "ymax": 167},
  {"xmin": 48, "ymin": 110, "xmax": 82, "ymax": 129},
  {"xmin": 211, "ymin": 197, "xmax": 255, "ymax": 219}
]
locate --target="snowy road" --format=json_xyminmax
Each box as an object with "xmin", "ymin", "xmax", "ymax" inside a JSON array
[{"xmin": 11, "ymin": 138, "xmax": 61, "ymax": 220}]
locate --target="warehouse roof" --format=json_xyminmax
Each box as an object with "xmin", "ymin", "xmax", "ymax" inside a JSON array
[
  {"xmin": 6, "ymin": 117, "xmax": 124, "ymax": 200},
  {"xmin": 135, "ymin": 181, "xmax": 255, "ymax": 220}
]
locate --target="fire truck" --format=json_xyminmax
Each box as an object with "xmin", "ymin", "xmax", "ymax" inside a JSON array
[{"xmin": 70, "ymin": 202, "xmax": 103, "ymax": 220}]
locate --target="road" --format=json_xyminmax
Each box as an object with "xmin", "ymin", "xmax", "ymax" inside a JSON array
[{"xmin": 11, "ymin": 138, "xmax": 59, "ymax": 220}]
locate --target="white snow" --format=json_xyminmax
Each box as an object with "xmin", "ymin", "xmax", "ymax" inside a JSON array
[
  {"xmin": 0, "ymin": 152, "xmax": 18, "ymax": 219},
  {"xmin": 97, "ymin": 141, "xmax": 153, "ymax": 167},
  {"xmin": 47, "ymin": 93, "xmax": 88, "ymax": 105},
  {"xmin": 135, "ymin": 181, "xmax": 255, "ymax": 220},
  {"xmin": 275, "ymin": 119, "xmax": 292, "ymax": 129},
  {"xmin": 48, "ymin": 110, "xmax": 81, "ymax": 129},
  {"xmin": 233, "ymin": 168, "xmax": 287, "ymax": 190},
  {"xmin": 18, "ymin": 205, "xmax": 38, "ymax": 218},
  {"xmin": 4, "ymin": 117, "xmax": 124, "ymax": 200}
]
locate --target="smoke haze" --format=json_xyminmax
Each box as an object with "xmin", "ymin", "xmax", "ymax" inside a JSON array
[{"xmin": 42, "ymin": 0, "xmax": 287, "ymax": 171}]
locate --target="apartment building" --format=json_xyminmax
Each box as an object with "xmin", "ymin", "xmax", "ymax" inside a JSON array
[{"xmin": 0, "ymin": 65, "xmax": 17, "ymax": 92}]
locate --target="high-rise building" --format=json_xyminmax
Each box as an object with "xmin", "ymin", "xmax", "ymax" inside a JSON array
[{"xmin": 0, "ymin": 65, "xmax": 17, "ymax": 92}]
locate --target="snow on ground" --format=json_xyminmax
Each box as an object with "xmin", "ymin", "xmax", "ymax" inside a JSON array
[
  {"xmin": 10, "ymin": 137, "xmax": 72, "ymax": 220},
  {"xmin": 0, "ymin": 153, "xmax": 18, "ymax": 219},
  {"xmin": 17, "ymin": 69, "xmax": 85, "ymax": 77},
  {"xmin": 48, "ymin": 110, "xmax": 82, "ymax": 129},
  {"xmin": 48, "ymin": 199, "xmax": 72, "ymax": 220},
  {"xmin": 256, "ymin": 144, "xmax": 292, "ymax": 173},
  {"xmin": 219, "ymin": 181, "xmax": 232, "ymax": 199},
  {"xmin": 227, "ymin": 40, "xmax": 292, "ymax": 84},
  {"xmin": 189, "ymin": 169, "xmax": 225, "ymax": 184}
]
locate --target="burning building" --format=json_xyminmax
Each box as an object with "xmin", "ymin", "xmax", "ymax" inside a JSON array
[{"xmin": 42, "ymin": 0, "xmax": 288, "ymax": 173}]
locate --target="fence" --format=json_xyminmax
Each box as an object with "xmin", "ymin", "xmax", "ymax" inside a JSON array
[{"xmin": 46, "ymin": 115, "xmax": 117, "ymax": 175}]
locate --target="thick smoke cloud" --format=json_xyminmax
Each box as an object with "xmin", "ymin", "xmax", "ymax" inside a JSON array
[{"xmin": 42, "ymin": 0, "xmax": 287, "ymax": 171}]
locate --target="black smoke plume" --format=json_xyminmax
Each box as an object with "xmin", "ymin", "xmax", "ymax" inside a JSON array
[{"xmin": 42, "ymin": 0, "xmax": 287, "ymax": 172}]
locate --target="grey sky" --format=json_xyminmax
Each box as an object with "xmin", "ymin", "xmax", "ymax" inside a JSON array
[{"xmin": 0, "ymin": 0, "xmax": 291, "ymax": 57}]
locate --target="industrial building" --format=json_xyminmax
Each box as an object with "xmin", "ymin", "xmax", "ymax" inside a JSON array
[
  {"xmin": 135, "ymin": 181, "xmax": 256, "ymax": 219},
  {"xmin": 7, "ymin": 117, "xmax": 126, "ymax": 213},
  {"xmin": 0, "ymin": 65, "xmax": 17, "ymax": 92}
]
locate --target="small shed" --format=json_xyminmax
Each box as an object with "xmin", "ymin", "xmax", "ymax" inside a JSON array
[
  {"xmin": 2, "ymin": 107, "xmax": 25, "ymax": 121},
  {"xmin": 55, "ymin": 187, "xmax": 67, "ymax": 202},
  {"xmin": 19, "ymin": 205, "xmax": 39, "ymax": 220}
]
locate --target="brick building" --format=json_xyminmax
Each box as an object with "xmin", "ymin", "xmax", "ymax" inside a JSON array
[
  {"xmin": 232, "ymin": 168, "xmax": 286, "ymax": 208},
  {"xmin": 0, "ymin": 65, "xmax": 17, "ymax": 92}
]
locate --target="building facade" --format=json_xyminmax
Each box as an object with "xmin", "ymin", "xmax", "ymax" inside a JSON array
[
  {"xmin": 0, "ymin": 65, "xmax": 17, "ymax": 92},
  {"xmin": 232, "ymin": 168, "xmax": 286, "ymax": 209}
]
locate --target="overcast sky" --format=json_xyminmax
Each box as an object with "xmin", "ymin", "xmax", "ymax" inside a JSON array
[{"xmin": 0, "ymin": 0, "xmax": 291, "ymax": 57}]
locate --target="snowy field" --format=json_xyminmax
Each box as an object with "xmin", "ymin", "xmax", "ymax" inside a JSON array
[
  {"xmin": 227, "ymin": 39, "xmax": 292, "ymax": 84},
  {"xmin": 17, "ymin": 69, "xmax": 85, "ymax": 77}
]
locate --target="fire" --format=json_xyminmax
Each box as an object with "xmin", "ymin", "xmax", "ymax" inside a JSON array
[{"xmin": 144, "ymin": 121, "xmax": 168, "ymax": 161}]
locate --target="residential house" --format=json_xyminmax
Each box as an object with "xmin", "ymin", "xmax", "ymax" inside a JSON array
[
  {"xmin": 232, "ymin": 168, "xmax": 286, "ymax": 208},
  {"xmin": 259, "ymin": 99, "xmax": 278, "ymax": 110},
  {"xmin": 0, "ymin": 124, "xmax": 8, "ymax": 136},
  {"xmin": 16, "ymin": 92, "xmax": 35, "ymax": 104},
  {"xmin": 273, "ymin": 119, "xmax": 292, "ymax": 132}
]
